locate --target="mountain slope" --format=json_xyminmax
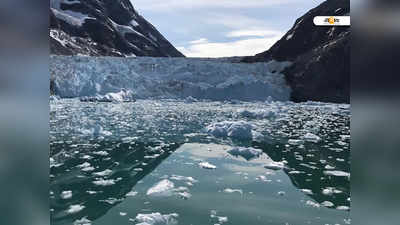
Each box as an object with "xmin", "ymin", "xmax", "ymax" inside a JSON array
[
  {"xmin": 243, "ymin": 0, "xmax": 350, "ymax": 103},
  {"xmin": 50, "ymin": 0, "xmax": 184, "ymax": 57}
]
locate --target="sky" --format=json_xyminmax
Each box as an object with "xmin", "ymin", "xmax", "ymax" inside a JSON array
[{"xmin": 132, "ymin": 0, "xmax": 325, "ymax": 58}]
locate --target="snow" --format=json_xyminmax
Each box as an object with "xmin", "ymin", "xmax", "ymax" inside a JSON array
[
  {"xmin": 50, "ymin": 56, "xmax": 292, "ymax": 101},
  {"xmin": 286, "ymin": 33, "xmax": 294, "ymax": 40},
  {"xmin": 147, "ymin": 179, "xmax": 175, "ymax": 197},
  {"xmin": 51, "ymin": 8, "xmax": 92, "ymax": 27},
  {"xmin": 199, "ymin": 162, "xmax": 217, "ymax": 169},
  {"xmin": 134, "ymin": 212, "xmax": 178, "ymax": 225},
  {"xmin": 130, "ymin": 19, "xmax": 139, "ymax": 27},
  {"xmin": 227, "ymin": 147, "xmax": 262, "ymax": 161},
  {"xmin": 206, "ymin": 121, "xmax": 253, "ymax": 140}
]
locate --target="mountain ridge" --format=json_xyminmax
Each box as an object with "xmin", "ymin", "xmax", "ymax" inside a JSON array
[
  {"xmin": 50, "ymin": 0, "xmax": 184, "ymax": 57},
  {"xmin": 243, "ymin": 0, "xmax": 350, "ymax": 103}
]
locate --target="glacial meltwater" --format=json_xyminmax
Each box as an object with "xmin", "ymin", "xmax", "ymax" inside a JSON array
[{"xmin": 50, "ymin": 99, "xmax": 350, "ymax": 225}]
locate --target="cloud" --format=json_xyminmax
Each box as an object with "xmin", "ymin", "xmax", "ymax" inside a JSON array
[
  {"xmin": 227, "ymin": 29, "xmax": 282, "ymax": 38},
  {"xmin": 190, "ymin": 38, "xmax": 208, "ymax": 44},
  {"xmin": 177, "ymin": 32, "xmax": 283, "ymax": 58}
]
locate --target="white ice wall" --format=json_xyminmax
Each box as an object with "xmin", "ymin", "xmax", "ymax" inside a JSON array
[{"xmin": 50, "ymin": 55, "xmax": 292, "ymax": 101}]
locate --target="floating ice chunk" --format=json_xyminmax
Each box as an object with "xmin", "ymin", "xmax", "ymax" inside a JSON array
[
  {"xmin": 321, "ymin": 201, "xmax": 334, "ymax": 207},
  {"xmin": 93, "ymin": 169, "xmax": 113, "ymax": 177},
  {"xmin": 67, "ymin": 204, "xmax": 85, "ymax": 214},
  {"xmin": 322, "ymin": 187, "xmax": 343, "ymax": 195},
  {"xmin": 120, "ymin": 212, "xmax": 127, "ymax": 216},
  {"xmin": 305, "ymin": 200, "xmax": 320, "ymax": 208},
  {"xmin": 170, "ymin": 175, "xmax": 198, "ymax": 183},
  {"xmin": 227, "ymin": 147, "xmax": 262, "ymax": 161},
  {"xmin": 126, "ymin": 191, "xmax": 138, "ymax": 197},
  {"xmin": 324, "ymin": 170, "xmax": 350, "ymax": 178},
  {"xmin": 73, "ymin": 217, "xmax": 91, "ymax": 225},
  {"xmin": 50, "ymin": 95, "xmax": 60, "ymax": 101},
  {"xmin": 223, "ymin": 188, "xmax": 243, "ymax": 195},
  {"xmin": 147, "ymin": 179, "xmax": 175, "ymax": 197},
  {"xmin": 92, "ymin": 151, "xmax": 109, "ymax": 156},
  {"xmin": 218, "ymin": 216, "xmax": 228, "ymax": 224},
  {"xmin": 61, "ymin": 190, "xmax": 73, "ymax": 199},
  {"xmin": 93, "ymin": 178, "xmax": 116, "ymax": 186},
  {"xmin": 206, "ymin": 121, "xmax": 253, "ymax": 140},
  {"xmin": 325, "ymin": 165, "xmax": 335, "ymax": 170},
  {"xmin": 288, "ymin": 139, "xmax": 304, "ymax": 145},
  {"xmin": 337, "ymin": 206, "xmax": 350, "ymax": 211},
  {"xmin": 184, "ymin": 96, "xmax": 198, "ymax": 103},
  {"xmin": 301, "ymin": 189, "xmax": 313, "ymax": 195},
  {"xmin": 199, "ymin": 162, "xmax": 217, "ymax": 169},
  {"xmin": 278, "ymin": 191, "xmax": 286, "ymax": 196},
  {"xmin": 237, "ymin": 109, "xmax": 276, "ymax": 119},
  {"xmin": 177, "ymin": 192, "xmax": 192, "ymax": 200},
  {"xmin": 134, "ymin": 212, "xmax": 179, "ymax": 225},
  {"xmin": 81, "ymin": 166, "xmax": 95, "ymax": 172},
  {"xmin": 303, "ymin": 133, "xmax": 321, "ymax": 143},
  {"xmin": 80, "ymin": 89, "xmax": 136, "ymax": 103},
  {"xmin": 264, "ymin": 161, "xmax": 286, "ymax": 170}
]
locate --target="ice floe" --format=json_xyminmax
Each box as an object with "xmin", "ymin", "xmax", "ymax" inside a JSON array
[
  {"xmin": 206, "ymin": 121, "xmax": 253, "ymax": 140},
  {"xmin": 60, "ymin": 190, "xmax": 73, "ymax": 199},
  {"xmin": 146, "ymin": 179, "xmax": 175, "ymax": 197},
  {"xmin": 324, "ymin": 170, "xmax": 350, "ymax": 178},
  {"xmin": 264, "ymin": 161, "xmax": 286, "ymax": 170},
  {"xmin": 73, "ymin": 217, "xmax": 91, "ymax": 225},
  {"xmin": 223, "ymin": 188, "xmax": 243, "ymax": 195},
  {"xmin": 67, "ymin": 204, "xmax": 85, "ymax": 214},
  {"xmin": 134, "ymin": 212, "xmax": 179, "ymax": 225},
  {"xmin": 303, "ymin": 133, "xmax": 321, "ymax": 143},
  {"xmin": 199, "ymin": 162, "xmax": 217, "ymax": 169},
  {"xmin": 80, "ymin": 89, "xmax": 136, "ymax": 103}
]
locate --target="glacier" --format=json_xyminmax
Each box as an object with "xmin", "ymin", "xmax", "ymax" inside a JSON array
[{"xmin": 50, "ymin": 55, "xmax": 292, "ymax": 101}]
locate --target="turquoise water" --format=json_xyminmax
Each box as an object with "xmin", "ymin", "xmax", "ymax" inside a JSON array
[{"xmin": 50, "ymin": 99, "xmax": 350, "ymax": 225}]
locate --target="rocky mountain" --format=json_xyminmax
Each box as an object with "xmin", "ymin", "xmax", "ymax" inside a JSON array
[
  {"xmin": 50, "ymin": 0, "xmax": 184, "ymax": 57},
  {"xmin": 243, "ymin": 0, "xmax": 350, "ymax": 103}
]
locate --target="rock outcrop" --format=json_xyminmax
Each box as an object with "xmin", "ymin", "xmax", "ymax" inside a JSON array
[
  {"xmin": 243, "ymin": 0, "xmax": 350, "ymax": 103},
  {"xmin": 50, "ymin": 0, "xmax": 184, "ymax": 57}
]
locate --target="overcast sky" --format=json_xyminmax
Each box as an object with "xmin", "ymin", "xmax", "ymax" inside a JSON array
[{"xmin": 132, "ymin": 0, "xmax": 325, "ymax": 57}]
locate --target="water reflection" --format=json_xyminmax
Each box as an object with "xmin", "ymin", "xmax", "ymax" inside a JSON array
[
  {"xmin": 50, "ymin": 140, "xmax": 182, "ymax": 225},
  {"xmin": 253, "ymin": 139, "xmax": 350, "ymax": 209}
]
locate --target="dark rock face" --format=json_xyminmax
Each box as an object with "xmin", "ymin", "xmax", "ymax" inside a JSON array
[
  {"xmin": 50, "ymin": 0, "xmax": 184, "ymax": 57},
  {"xmin": 243, "ymin": 0, "xmax": 350, "ymax": 103}
]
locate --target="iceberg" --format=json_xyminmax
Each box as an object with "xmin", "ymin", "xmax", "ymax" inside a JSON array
[
  {"xmin": 80, "ymin": 89, "xmax": 136, "ymax": 103},
  {"xmin": 206, "ymin": 121, "xmax": 253, "ymax": 140},
  {"xmin": 134, "ymin": 212, "xmax": 178, "ymax": 225},
  {"xmin": 147, "ymin": 179, "xmax": 175, "ymax": 197}
]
